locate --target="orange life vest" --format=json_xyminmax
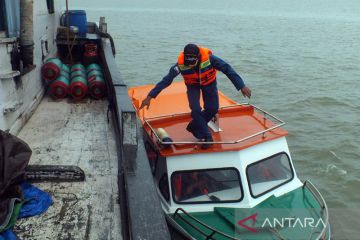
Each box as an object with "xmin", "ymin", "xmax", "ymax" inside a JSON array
[{"xmin": 177, "ymin": 47, "xmax": 217, "ymax": 86}]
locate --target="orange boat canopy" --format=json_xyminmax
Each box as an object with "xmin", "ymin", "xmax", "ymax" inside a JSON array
[{"xmin": 128, "ymin": 81, "xmax": 288, "ymax": 157}]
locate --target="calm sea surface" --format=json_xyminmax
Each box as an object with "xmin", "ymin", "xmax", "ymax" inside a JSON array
[{"xmin": 78, "ymin": 0, "xmax": 360, "ymax": 238}]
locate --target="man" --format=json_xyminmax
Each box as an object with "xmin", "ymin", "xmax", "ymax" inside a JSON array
[
  {"xmin": 174, "ymin": 171, "xmax": 209, "ymax": 201},
  {"xmin": 140, "ymin": 43, "xmax": 251, "ymax": 149}
]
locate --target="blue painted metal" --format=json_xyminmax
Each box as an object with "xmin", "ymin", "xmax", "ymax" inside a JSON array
[
  {"xmin": 4, "ymin": 0, "xmax": 20, "ymax": 38},
  {"xmin": 60, "ymin": 10, "xmax": 87, "ymax": 37}
]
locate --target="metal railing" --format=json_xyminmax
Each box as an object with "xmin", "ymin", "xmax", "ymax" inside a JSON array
[
  {"xmin": 303, "ymin": 180, "xmax": 329, "ymax": 240},
  {"xmin": 174, "ymin": 208, "xmax": 240, "ymax": 240},
  {"xmin": 144, "ymin": 103, "xmax": 286, "ymax": 145}
]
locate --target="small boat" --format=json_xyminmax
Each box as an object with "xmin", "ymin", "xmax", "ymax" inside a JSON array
[{"xmin": 129, "ymin": 81, "xmax": 331, "ymax": 240}]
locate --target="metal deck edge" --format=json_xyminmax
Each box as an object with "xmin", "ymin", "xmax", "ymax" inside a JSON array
[{"xmin": 100, "ymin": 39, "xmax": 171, "ymax": 240}]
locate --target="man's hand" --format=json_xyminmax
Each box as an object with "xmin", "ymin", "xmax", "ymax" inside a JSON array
[
  {"xmin": 140, "ymin": 96, "xmax": 153, "ymax": 109},
  {"xmin": 240, "ymin": 86, "xmax": 252, "ymax": 99}
]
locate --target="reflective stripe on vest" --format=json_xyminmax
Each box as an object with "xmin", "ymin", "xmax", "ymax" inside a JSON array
[{"xmin": 177, "ymin": 47, "xmax": 217, "ymax": 86}]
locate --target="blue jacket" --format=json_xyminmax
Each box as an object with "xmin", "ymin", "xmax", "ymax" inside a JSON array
[{"xmin": 148, "ymin": 55, "xmax": 245, "ymax": 98}]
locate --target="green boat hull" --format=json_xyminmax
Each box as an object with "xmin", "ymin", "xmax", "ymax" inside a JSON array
[{"xmin": 169, "ymin": 186, "xmax": 330, "ymax": 240}]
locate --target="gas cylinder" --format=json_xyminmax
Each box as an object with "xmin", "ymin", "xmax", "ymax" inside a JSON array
[
  {"xmin": 62, "ymin": 64, "xmax": 70, "ymax": 74},
  {"xmin": 83, "ymin": 43, "xmax": 98, "ymax": 65},
  {"xmin": 84, "ymin": 43, "xmax": 98, "ymax": 57},
  {"xmin": 86, "ymin": 63, "xmax": 101, "ymax": 73},
  {"xmin": 71, "ymin": 70, "xmax": 86, "ymax": 79},
  {"xmin": 49, "ymin": 75, "xmax": 69, "ymax": 99},
  {"xmin": 60, "ymin": 64, "xmax": 70, "ymax": 80},
  {"xmin": 88, "ymin": 75, "xmax": 106, "ymax": 99},
  {"xmin": 41, "ymin": 58, "xmax": 63, "ymax": 84},
  {"xmin": 86, "ymin": 63, "xmax": 105, "ymax": 99},
  {"xmin": 71, "ymin": 63, "xmax": 86, "ymax": 73},
  {"xmin": 87, "ymin": 70, "xmax": 104, "ymax": 79},
  {"xmin": 70, "ymin": 75, "xmax": 88, "ymax": 100}
]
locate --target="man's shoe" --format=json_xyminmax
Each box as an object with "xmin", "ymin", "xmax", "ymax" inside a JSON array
[
  {"xmin": 186, "ymin": 121, "xmax": 201, "ymax": 139},
  {"xmin": 186, "ymin": 121, "xmax": 195, "ymax": 133},
  {"xmin": 201, "ymin": 136, "xmax": 213, "ymax": 149}
]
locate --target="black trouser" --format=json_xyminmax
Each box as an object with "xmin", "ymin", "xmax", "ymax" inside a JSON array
[{"xmin": 186, "ymin": 81, "xmax": 219, "ymax": 139}]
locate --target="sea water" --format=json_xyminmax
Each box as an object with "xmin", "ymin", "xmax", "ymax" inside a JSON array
[{"xmin": 78, "ymin": 0, "xmax": 359, "ymax": 238}]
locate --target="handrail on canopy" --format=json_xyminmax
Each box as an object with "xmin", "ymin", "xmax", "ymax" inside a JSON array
[{"xmin": 143, "ymin": 103, "xmax": 286, "ymax": 145}]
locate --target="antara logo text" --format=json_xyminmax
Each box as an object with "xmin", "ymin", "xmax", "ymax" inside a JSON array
[{"xmin": 237, "ymin": 213, "xmax": 326, "ymax": 233}]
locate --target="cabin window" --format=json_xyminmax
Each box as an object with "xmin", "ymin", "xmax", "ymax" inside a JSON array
[
  {"xmin": 246, "ymin": 152, "xmax": 294, "ymax": 198},
  {"xmin": 145, "ymin": 142, "xmax": 158, "ymax": 174},
  {"xmin": 171, "ymin": 168, "xmax": 243, "ymax": 204},
  {"xmin": 159, "ymin": 174, "xmax": 170, "ymax": 202}
]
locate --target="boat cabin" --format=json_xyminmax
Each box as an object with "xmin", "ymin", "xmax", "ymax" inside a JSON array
[{"xmin": 129, "ymin": 82, "xmax": 301, "ymax": 213}]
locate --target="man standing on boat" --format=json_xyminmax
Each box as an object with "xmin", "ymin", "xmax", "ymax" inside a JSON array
[{"xmin": 140, "ymin": 43, "xmax": 251, "ymax": 148}]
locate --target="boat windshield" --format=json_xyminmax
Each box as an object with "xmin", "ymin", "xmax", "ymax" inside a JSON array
[
  {"xmin": 171, "ymin": 168, "xmax": 243, "ymax": 204},
  {"xmin": 247, "ymin": 152, "xmax": 294, "ymax": 197}
]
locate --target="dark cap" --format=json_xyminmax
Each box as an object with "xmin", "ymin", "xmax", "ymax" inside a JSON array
[
  {"xmin": 184, "ymin": 44, "xmax": 200, "ymax": 66},
  {"xmin": 184, "ymin": 43, "xmax": 199, "ymax": 55}
]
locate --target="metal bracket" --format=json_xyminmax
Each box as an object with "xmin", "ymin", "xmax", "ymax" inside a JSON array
[{"xmin": 208, "ymin": 113, "xmax": 222, "ymax": 132}]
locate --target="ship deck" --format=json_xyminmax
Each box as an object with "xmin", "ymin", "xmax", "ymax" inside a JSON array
[{"xmin": 14, "ymin": 96, "xmax": 122, "ymax": 240}]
